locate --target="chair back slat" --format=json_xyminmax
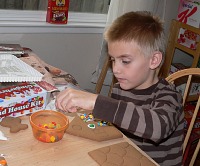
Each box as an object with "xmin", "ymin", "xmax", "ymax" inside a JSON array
[{"xmin": 182, "ymin": 74, "xmax": 192, "ymax": 105}]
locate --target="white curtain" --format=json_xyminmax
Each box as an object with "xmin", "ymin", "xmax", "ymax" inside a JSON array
[
  {"xmin": 107, "ymin": 0, "xmax": 166, "ymax": 25},
  {"xmin": 91, "ymin": 0, "xmax": 166, "ymax": 86}
]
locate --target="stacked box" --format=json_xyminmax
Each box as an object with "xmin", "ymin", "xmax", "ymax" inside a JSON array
[
  {"xmin": 177, "ymin": 0, "xmax": 200, "ymax": 28},
  {"xmin": 183, "ymin": 130, "xmax": 200, "ymax": 165},
  {"xmin": 183, "ymin": 102, "xmax": 200, "ymax": 165},
  {"xmin": 170, "ymin": 64, "xmax": 200, "ymax": 96},
  {"xmin": 0, "ymin": 82, "xmax": 48, "ymax": 120},
  {"xmin": 184, "ymin": 102, "xmax": 200, "ymax": 131},
  {"xmin": 177, "ymin": 0, "xmax": 200, "ymax": 49},
  {"xmin": 169, "ymin": 63, "xmax": 187, "ymax": 75}
]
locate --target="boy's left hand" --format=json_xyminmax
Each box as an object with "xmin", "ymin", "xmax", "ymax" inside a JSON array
[{"xmin": 55, "ymin": 88, "xmax": 98, "ymax": 112}]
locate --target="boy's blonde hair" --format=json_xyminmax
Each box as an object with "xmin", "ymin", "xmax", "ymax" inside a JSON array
[{"xmin": 104, "ymin": 11, "xmax": 166, "ymax": 65}]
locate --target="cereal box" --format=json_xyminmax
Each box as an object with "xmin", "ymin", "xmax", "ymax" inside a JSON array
[
  {"xmin": 177, "ymin": 27, "xmax": 200, "ymax": 49},
  {"xmin": 177, "ymin": 0, "xmax": 200, "ymax": 49},
  {"xmin": 0, "ymin": 82, "xmax": 48, "ymax": 120},
  {"xmin": 177, "ymin": 0, "xmax": 200, "ymax": 28},
  {"xmin": 46, "ymin": 0, "xmax": 69, "ymax": 24}
]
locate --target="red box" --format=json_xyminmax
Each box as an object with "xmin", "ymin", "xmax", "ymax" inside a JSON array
[
  {"xmin": 183, "ymin": 101, "xmax": 200, "ymax": 165},
  {"xmin": 184, "ymin": 102, "xmax": 200, "ymax": 132},
  {"xmin": 46, "ymin": 0, "xmax": 69, "ymax": 24},
  {"xmin": 0, "ymin": 82, "xmax": 48, "ymax": 120},
  {"xmin": 183, "ymin": 130, "xmax": 200, "ymax": 166}
]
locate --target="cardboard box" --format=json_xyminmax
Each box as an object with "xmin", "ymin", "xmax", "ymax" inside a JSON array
[
  {"xmin": 170, "ymin": 64, "xmax": 200, "ymax": 96},
  {"xmin": 183, "ymin": 101, "xmax": 200, "ymax": 165},
  {"xmin": 177, "ymin": 0, "xmax": 200, "ymax": 49},
  {"xmin": 177, "ymin": 28, "xmax": 200, "ymax": 49},
  {"xmin": 184, "ymin": 102, "xmax": 200, "ymax": 131},
  {"xmin": 183, "ymin": 130, "xmax": 200, "ymax": 166},
  {"xmin": 176, "ymin": 82, "xmax": 200, "ymax": 96},
  {"xmin": 46, "ymin": 0, "xmax": 69, "ymax": 24},
  {"xmin": 0, "ymin": 82, "xmax": 48, "ymax": 120},
  {"xmin": 169, "ymin": 63, "xmax": 187, "ymax": 75},
  {"xmin": 177, "ymin": 0, "xmax": 200, "ymax": 28}
]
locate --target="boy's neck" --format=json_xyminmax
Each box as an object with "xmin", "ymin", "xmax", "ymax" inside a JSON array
[{"xmin": 136, "ymin": 70, "xmax": 159, "ymax": 90}]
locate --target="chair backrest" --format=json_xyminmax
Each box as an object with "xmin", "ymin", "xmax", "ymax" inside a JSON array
[
  {"xmin": 95, "ymin": 56, "xmax": 111, "ymax": 94},
  {"xmin": 166, "ymin": 68, "xmax": 200, "ymax": 166},
  {"xmin": 159, "ymin": 19, "xmax": 200, "ymax": 78},
  {"xmin": 95, "ymin": 56, "xmax": 116, "ymax": 96}
]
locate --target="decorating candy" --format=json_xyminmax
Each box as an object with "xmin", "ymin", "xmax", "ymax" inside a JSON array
[
  {"xmin": 38, "ymin": 122, "xmax": 61, "ymax": 129},
  {"xmin": 0, "ymin": 159, "xmax": 7, "ymax": 166},
  {"xmin": 88, "ymin": 124, "xmax": 95, "ymax": 129},
  {"xmin": 80, "ymin": 113, "xmax": 94, "ymax": 122},
  {"xmin": 36, "ymin": 121, "xmax": 62, "ymax": 143},
  {"xmin": 79, "ymin": 113, "xmax": 112, "ymax": 129},
  {"xmin": 97, "ymin": 120, "xmax": 112, "ymax": 126}
]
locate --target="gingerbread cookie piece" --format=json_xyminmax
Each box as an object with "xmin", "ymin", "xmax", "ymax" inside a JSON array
[
  {"xmin": 88, "ymin": 142, "xmax": 158, "ymax": 166},
  {"xmin": 0, "ymin": 117, "xmax": 28, "ymax": 133},
  {"xmin": 66, "ymin": 115, "xmax": 123, "ymax": 141}
]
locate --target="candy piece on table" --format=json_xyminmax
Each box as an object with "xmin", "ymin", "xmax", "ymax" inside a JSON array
[
  {"xmin": 88, "ymin": 124, "xmax": 95, "ymax": 129},
  {"xmin": 0, "ymin": 155, "xmax": 7, "ymax": 166},
  {"xmin": 97, "ymin": 120, "xmax": 112, "ymax": 127}
]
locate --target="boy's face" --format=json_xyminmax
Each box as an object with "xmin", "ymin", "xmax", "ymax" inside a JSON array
[{"xmin": 108, "ymin": 40, "xmax": 157, "ymax": 90}]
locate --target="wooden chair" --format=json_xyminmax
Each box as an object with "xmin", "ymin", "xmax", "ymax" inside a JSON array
[
  {"xmin": 159, "ymin": 19, "xmax": 200, "ymax": 78},
  {"xmin": 95, "ymin": 56, "xmax": 111, "ymax": 94},
  {"xmin": 166, "ymin": 68, "xmax": 200, "ymax": 166},
  {"xmin": 95, "ymin": 56, "xmax": 116, "ymax": 96}
]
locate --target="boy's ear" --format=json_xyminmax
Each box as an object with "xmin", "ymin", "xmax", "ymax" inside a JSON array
[{"xmin": 149, "ymin": 51, "xmax": 162, "ymax": 69}]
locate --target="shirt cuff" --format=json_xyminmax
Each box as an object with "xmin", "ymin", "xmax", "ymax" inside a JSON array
[{"xmin": 93, "ymin": 95, "xmax": 119, "ymax": 123}]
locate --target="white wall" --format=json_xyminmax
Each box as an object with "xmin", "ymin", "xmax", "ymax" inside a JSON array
[
  {"xmin": 163, "ymin": 0, "xmax": 179, "ymax": 34},
  {"xmin": 0, "ymin": 33, "xmax": 103, "ymax": 91}
]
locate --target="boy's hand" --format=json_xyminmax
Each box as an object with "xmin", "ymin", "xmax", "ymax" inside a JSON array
[{"xmin": 55, "ymin": 88, "xmax": 98, "ymax": 112}]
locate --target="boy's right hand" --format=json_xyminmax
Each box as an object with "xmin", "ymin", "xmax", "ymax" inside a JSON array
[{"xmin": 55, "ymin": 88, "xmax": 98, "ymax": 112}]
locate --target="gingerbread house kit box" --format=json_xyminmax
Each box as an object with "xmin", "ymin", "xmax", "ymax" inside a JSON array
[{"xmin": 0, "ymin": 82, "xmax": 48, "ymax": 119}]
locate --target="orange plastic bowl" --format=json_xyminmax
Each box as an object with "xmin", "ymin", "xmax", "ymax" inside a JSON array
[{"xmin": 30, "ymin": 110, "xmax": 69, "ymax": 143}]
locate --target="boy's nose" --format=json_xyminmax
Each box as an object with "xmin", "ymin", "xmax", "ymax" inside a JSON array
[{"xmin": 112, "ymin": 63, "xmax": 120, "ymax": 74}]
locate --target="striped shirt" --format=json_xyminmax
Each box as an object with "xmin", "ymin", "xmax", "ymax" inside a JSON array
[{"xmin": 93, "ymin": 79, "xmax": 184, "ymax": 166}]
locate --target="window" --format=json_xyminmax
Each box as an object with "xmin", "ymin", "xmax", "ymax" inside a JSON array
[
  {"xmin": 0, "ymin": 0, "xmax": 110, "ymax": 33},
  {"xmin": 0, "ymin": 0, "xmax": 110, "ymax": 13}
]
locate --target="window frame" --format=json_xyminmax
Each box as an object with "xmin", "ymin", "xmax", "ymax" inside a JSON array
[{"xmin": 0, "ymin": 10, "xmax": 107, "ymax": 34}]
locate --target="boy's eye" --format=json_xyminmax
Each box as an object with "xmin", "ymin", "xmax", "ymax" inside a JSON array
[{"xmin": 122, "ymin": 60, "xmax": 131, "ymax": 64}]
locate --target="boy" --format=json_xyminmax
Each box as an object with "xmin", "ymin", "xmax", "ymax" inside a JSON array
[{"xmin": 56, "ymin": 11, "xmax": 184, "ymax": 166}]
